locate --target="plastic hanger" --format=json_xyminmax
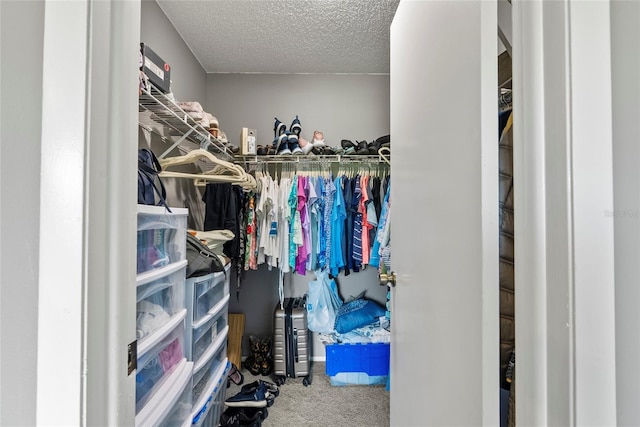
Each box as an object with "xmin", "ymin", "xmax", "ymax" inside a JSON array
[
  {"xmin": 378, "ymin": 147, "xmax": 390, "ymax": 166},
  {"xmin": 159, "ymin": 148, "xmax": 257, "ymax": 191}
]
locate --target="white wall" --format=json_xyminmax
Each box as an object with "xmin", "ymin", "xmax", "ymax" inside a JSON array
[
  {"xmin": 207, "ymin": 73, "xmax": 390, "ymax": 359},
  {"xmin": 611, "ymin": 1, "xmax": 640, "ymax": 424},
  {"xmin": 0, "ymin": 2, "xmax": 44, "ymax": 425}
]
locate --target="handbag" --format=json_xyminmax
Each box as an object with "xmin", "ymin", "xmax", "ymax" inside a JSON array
[
  {"xmin": 138, "ymin": 148, "xmax": 171, "ymax": 211},
  {"xmin": 186, "ymin": 232, "xmax": 225, "ymax": 278}
]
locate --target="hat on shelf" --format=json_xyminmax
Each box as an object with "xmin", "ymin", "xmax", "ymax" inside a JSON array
[{"xmin": 206, "ymin": 113, "xmax": 219, "ymax": 129}]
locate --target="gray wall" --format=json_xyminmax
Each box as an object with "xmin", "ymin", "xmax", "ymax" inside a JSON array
[
  {"xmin": 141, "ymin": 0, "xmax": 207, "ymax": 102},
  {"xmin": 0, "ymin": 1, "xmax": 44, "ymax": 425},
  {"xmin": 206, "ymin": 73, "xmax": 390, "ymax": 150},
  {"xmin": 207, "ymin": 73, "xmax": 390, "ymax": 359},
  {"xmin": 140, "ymin": 0, "xmax": 209, "ymax": 228},
  {"xmin": 140, "ymin": 3, "xmax": 391, "ymax": 360}
]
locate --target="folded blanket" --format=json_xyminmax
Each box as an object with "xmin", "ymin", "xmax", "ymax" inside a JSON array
[
  {"xmin": 193, "ymin": 229, "xmax": 235, "ymax": 255},
  {"xmin": 176, "ymin": 101, "xmax": 203, "ymax": 113}
]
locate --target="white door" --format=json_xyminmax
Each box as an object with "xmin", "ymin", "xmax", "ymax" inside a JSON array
[{"xmin": 389, "ymin": 1, "xmax": 499, "ymax": 426}]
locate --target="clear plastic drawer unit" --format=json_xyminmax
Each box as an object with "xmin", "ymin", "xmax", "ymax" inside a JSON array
[{"xmin": 137, "ymin": 205, "xmax": 188, "ymax": 275}]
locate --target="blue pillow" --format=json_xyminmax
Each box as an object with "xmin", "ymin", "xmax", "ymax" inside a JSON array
[{"xmin": 334, "ymin": 298, "xmax": 386, "ymax": 334}]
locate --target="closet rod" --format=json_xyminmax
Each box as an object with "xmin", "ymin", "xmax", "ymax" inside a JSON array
[{"xmin": 236, "ymin": 154, "xmax": 387, "ymax": 166}]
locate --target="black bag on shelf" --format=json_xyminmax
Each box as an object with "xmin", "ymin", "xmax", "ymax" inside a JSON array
[
  {"xmin": 138, "ymin": 148, "xmax": 171, "ymax": 211},
  {"xmin": 186, "ymin": 232, "xmax": 225, "ymax": 278}
]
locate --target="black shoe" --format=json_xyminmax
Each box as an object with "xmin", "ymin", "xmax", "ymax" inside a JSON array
[
  {"xmin": 324, "ymin": 146, "xmax": 336, "ymax": 155},
  {"xmin": 367, "ymin": 140, "xmax": 380, "ymax": 154},
  {"xmin": 242, "ymin": 380, "xmax": 280, "ymax": 398},
  {"xmin": 375, "ymin": 134, "xmax": 390, "ymax": 145},
  {"xmin": 341, "ymin": 139, "xmax": 356, "ymax": 154},
  {"xmin": 356, "ymin": 140, "xmax": 369, "ymax": 155},
  {"xmin": 225, "ymin": 382, "xmax": 267, "ymax": 408},
  {"xmin": 220, "ymin": 407, "xmax": 267, "ymax": 426}
]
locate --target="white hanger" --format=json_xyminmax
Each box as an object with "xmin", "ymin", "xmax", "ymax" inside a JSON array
[
  {"xmin": 159, "ymin": 148, "xmax": 257, "ymax": 191},
  {"xmin": 378, "ymin": 146, "xmax": 391, "ymax": 166}
]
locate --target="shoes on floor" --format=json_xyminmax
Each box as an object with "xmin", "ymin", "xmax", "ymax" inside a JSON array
[
  {"xmin": 242, "ymin": 380, "xmax": 280, "ymax": 398},
  {"xmin": 220, "ymin": 406, "xmax": 268, "ymax": 426},
  {"xmin": 225, "ymin": 381, "xmax": 268, "ymax": 408},
  {"xmin": 228, "ymin": 363, "xmax": 244, "ymax": 386}
]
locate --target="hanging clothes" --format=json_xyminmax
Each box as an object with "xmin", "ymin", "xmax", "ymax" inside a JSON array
[
  {"xmin": 278, "ymin": 176, "xmax": 293, "ymax": 274},
  {"xmin": 236, "ymin": 162, "xmax": 390, "ymax": 277},
  {"xmin": 202, "ymin": 182, "xmax": 241, "ymax": 260},
  {"xmin": 330, "ymin": 176, "xmax": 346, "ymax": 276}
]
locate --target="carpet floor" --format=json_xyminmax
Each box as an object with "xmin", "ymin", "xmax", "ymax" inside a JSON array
[{"xmin": 224, "ymin": 362, "xmax": 390, "ymax": 427}]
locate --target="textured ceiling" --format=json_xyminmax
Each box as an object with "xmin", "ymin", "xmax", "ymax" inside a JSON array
[{"xmin": 156, "ymin": 0, "xmax": 400, "ymax": 74}]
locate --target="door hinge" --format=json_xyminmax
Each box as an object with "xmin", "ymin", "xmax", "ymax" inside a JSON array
[{"xmin": 128, "ymin": 340, "xmax": 137, "ymax": 375}]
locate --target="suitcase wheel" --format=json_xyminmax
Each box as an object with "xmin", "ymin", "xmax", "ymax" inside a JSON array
[
  {"xmin": 275, "ymin": 376, "xmax": 286, "ymax": 386},
  {"xmin": 303, "ymin": 377, "xmax": 311, "ymax": 387}
]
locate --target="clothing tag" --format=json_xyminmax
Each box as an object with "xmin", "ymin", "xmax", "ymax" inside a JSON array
[{"xmin": 269, "ymin": 221, "xmax": 277, "ymax": 236}]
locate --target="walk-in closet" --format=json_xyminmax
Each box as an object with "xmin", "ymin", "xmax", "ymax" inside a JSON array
[{"xmin": 3, "ymin": 1, "xmax": 635, "ymax": 426}]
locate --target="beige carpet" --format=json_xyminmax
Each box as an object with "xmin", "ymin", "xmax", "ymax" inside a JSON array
[{"xmin": 225, "ymin": 362, "xmax": 390, "ymax": 427}]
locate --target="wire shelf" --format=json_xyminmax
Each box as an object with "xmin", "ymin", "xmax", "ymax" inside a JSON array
[{"xmin": 138, "ymin": 85, "xmax": 234, "ymax": 161}]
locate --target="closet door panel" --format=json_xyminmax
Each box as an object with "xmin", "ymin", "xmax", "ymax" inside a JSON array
[{"xmin": 390, "ymin": 1, "xmax": 499, "ymax": 425}]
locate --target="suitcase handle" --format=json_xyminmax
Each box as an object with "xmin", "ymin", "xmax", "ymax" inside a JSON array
[{"xmin": 293, "ymin": 327, "xmax": 299, "ymax": 363}]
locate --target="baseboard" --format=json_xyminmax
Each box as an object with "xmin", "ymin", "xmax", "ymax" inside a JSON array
[{"xmin": 240, "ymin": 355, "xmax": 326, "ymax": 362}]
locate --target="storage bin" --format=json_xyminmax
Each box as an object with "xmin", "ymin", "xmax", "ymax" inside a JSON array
[
  {"xmin": 187, "ymin": 266, "xmax": 230, "ymax": 325},
  {"xmin": 137, "ymin": 205, "xmax": 188, "ymax": 275},
  {"xmin": 136, "ymin": 260, "xmax": 187, "ymax": 342},
  {"xmin": 192, "ymin": 327, "xmax": 229, "ymax": 405},
  {"xmin": 325, "ymin": 342, "xmax": 390, "ymax": 386},
  {"xmin": 136, "ymin": 310, "xmax": 187, "ymax": 412},
  {"xmin": 158, "ymin": 367, "xmax": 193, "ymax": 427},
  {"xmin": 191, "ymin": 361, "xmax": 230, "ymax": 427},
  {"xmin": 135, "ymin": 359, "xmax": 193, "ymax": 427},
  {"xmin": 188, "ymin": 296, "xmax": 230, "ymax": 363}
]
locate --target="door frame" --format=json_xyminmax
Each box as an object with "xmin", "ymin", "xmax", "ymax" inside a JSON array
[
  {"xmin": 512, "ymin": 0, "xmax": 617, "ymax": 424},
  {"xmin": 37, "ymin": 1, "xmax": 140, "ymax": 424}
]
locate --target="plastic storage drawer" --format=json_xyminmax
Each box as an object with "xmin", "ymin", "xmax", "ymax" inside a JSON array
[
  {"xmin": 137, "ymin": 205, "xmax": 188, "ymax": 275},
  {"xmin": 135, "ymin": 359, "xmax": 193, "ymax": 427},
  {"xmin": 136, "ymin": 260, "xmax": 187, "ymax": 342},
  {"xmin": 191, "ymin": 361, "xmax": 230, "ymax": 427},
  {"xmin": 192, "ymin": 326, "xmax": 229, "ymax": 405},
  {"xmin": 188, "ymin": 295, "xmax": 230, "ymax": 363},
  {"xmin": 187, "ymin": 266, "xmax": 230, "ymax": 325},
  {"xmin": 325, "ymin": 342, "xmax": 390, "ymax": 386},
  {"xmin": 136, "ymin": 310, "xmax": 187, "ymax": 412}
]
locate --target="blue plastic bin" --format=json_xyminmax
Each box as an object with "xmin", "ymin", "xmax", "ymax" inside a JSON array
[{"xmin": 325, "ymin": 343, "xmax": 390, "ymax": 386}]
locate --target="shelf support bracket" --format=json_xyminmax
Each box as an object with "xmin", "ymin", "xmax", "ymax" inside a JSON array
[{"xmin": 158, "ymin": 128, "xmax": 195, "ymax": 159}]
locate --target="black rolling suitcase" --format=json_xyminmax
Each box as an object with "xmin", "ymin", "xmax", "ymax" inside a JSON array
[{"xmin": 273, "ymin": 297, "xmax": 312, "ymax": 386}]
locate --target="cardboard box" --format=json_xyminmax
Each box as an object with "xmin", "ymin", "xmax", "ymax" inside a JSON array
[
  {"xmin": 240, "ymin": 128, "xmax": 257, "ymax": 155},
  {"xmin": 140, "ymin": 43, "xmax": 171, "ymax": 93}
]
